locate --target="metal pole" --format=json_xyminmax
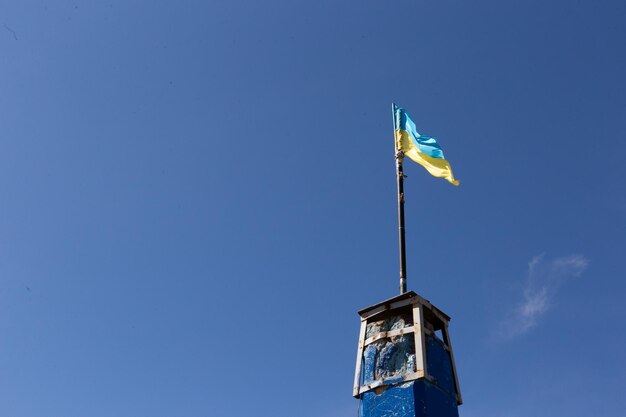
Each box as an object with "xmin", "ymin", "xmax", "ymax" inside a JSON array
[
  {"xmin": 396, "ymin": 151, "xmax": 407, "ymax": 294},
  {"xmin": 393, "ymin": 103, "xmax": 408, "ymax": 294}
]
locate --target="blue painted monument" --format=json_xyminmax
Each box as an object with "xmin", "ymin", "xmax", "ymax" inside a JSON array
[{"xmin": 353, "ymin": 291, "xmax": 462, "ymax": 417}]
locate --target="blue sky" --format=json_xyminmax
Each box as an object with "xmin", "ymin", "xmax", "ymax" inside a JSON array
[{"xmin": 1, "ymin": 1, "xmax": 625, "ymax": 416}]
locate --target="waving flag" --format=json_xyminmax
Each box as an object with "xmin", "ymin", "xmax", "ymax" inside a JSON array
[{"xmin": 393, "ymin": 104, "xmax": 459, "ymax": 186}]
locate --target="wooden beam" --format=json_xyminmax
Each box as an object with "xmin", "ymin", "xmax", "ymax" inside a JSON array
[
  {"xmin": 359, "ymin": 296, "xmax": 417, "ymax": 321},
  {"xmin": 412, "ymin": 303, "xmax": 428, "ymax": 380},
  {"xmin": 362, "ymin": 325, "xmax": 417, "ymax": 347},
  {"xmin": 443, "ymin": 323, "xmax": 462, "ymax": 405},
  {"xmin": 357, "ymin": 371, "xmax": 425, "ymax": 395},
  {"xmin": 353, "ymin": 320, "xmax": 367, "ymax": 397}
]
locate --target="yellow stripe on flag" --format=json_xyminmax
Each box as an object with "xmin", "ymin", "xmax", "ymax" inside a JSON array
[{"xmin": 395, "ymin": 129, "xmax": 459, "ymax": 186}]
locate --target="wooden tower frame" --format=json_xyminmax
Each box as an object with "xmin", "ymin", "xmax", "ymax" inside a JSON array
[{"xmin": 353, "ymin": 291, "xmax": 462, "ymax": 405}]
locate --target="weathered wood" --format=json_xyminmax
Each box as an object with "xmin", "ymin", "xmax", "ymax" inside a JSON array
[
  {"xmin": 412, "ymin": 303, "xmax": 429, "ymax": 380},
  {"xmin": 353, "ymin": 320, "xmax": 368, "ymax": 397},
  {"xmin": 362, "ymin": 325, "xmax": 417, "ymax": 347},
  {"xmin": 357, "ymin": 371, "xmax": 425, "ymax": 395},
  {"xmin": 359, "ymin": 296, "xmax": 416, "ymax": 321},
  {"xmin": 443, "ymin": 323, "xmax": 463, "ymax": 405}
]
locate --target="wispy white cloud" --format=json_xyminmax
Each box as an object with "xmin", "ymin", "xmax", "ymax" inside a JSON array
[{"xmin": 496, "ymin": 254, "xmax": 589, "ymax": 339}]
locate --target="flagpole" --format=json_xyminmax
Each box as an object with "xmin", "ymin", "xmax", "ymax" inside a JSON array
[{"xmin": 393, "ymin": 104, "xmax": 408, "ymax": 294}]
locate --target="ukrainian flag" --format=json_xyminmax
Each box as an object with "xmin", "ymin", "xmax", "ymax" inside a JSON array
[{"xmin": 393, "ymin": 104, "xmax": 459, "ymax": 186}]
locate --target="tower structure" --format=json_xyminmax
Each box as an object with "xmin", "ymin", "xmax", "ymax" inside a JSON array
[
  {"xmin": 353, "ymin": 104, "xmax": 463, "ymax": 416},
  {"xmin": 353, "ymin": 291, "xmax": 461, "ymax": 417}
]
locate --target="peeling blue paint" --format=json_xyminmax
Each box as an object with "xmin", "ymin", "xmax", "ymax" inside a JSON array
[
  {"xmin": 363, "ymin": 344, "xmax": 378, "ymax": 385},
  {"xmin": 361, "ymin": 380, "xmax": 459, "ymax": 417},
  {"xmin": 365, "ymin": 314, "xmax": 413, "ymax": 338},
  {"xmin": 361, "ymin": 314, "xmax": 416, "ymax": 386},
  {"xmin": 361, "ymin": 382, "xmax": 416, "ymax": 417},
  {"xmin": 377, "ymin": 335, "xmax": 414, "ymax": 379},
  {"xmin": 426, "ymin": 336, "xmax": 456, "ymax": 398}
]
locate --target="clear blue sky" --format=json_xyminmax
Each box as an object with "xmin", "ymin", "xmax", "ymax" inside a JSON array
[{"xmin": 1, "ymin": 1, "xmax": 625, "ymax": 416}]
